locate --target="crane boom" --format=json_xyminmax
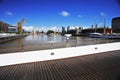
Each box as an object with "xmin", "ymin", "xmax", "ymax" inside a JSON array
[{"xmin": 17, "ymin": 18, "xmax": 26, "ymax": 34}]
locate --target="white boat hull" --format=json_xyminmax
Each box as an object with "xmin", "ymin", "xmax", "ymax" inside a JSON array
[{"xmin": 90, "ymin": 33, "xmax": 120, "ymax": 39}]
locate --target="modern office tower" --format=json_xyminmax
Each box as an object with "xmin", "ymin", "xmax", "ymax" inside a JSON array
[{"xmin": 112, "ymin": 17, "xmax": 120, "ymax": 33}]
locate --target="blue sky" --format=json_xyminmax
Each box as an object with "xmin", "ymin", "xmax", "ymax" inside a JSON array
[{"xmin": 0, "ymin": 0, "xmax": 120, "ymax": 31}]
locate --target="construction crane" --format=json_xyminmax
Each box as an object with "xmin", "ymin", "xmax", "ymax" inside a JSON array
[{"xmin": 17, "ymin": 18, "xmax": 26, "ymax": 34}]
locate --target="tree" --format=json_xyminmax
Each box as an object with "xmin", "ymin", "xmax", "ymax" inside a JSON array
[
  {"xmin": 47, "ymin": 30, "xmax": 54, "ymax": 35},
  {"xmin": 61, "ymin": 30, "xmax": 66, "ymax": 36},
  {"xmin": 41, "ymin": 31, "xmax": 44, "ymax": 33}
]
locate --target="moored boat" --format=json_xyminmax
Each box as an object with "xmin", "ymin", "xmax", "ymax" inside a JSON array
[{"xmin": 90, "ymin": 32, "xmax": 120, "ymax": 39}]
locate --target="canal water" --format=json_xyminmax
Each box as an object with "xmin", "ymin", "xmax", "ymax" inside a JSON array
[{"xmin": 0, "ymin": 34, "xmax": 119, "ymax": 54}]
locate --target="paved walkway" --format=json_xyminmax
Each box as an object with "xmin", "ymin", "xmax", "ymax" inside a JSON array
[{"xmin": 0, "ymin": 50, "xmax": 120, "ymax": 80}]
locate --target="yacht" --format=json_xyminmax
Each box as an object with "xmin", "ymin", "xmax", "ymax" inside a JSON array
[{"xmin": 90, "ymin": 32, "xmax": 120, "ymax": 39}]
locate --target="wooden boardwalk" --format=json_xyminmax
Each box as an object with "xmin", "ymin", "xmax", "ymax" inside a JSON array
[{"xmin": 0, "ymin": 50, "xmax": 120, "ymax": 80}]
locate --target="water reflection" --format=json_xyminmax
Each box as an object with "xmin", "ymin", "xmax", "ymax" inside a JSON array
[
  {"xmin": 32, "ymin": 34, "xmax": 34, "ymax": 41},
  {"xmin": 37, "ymin": 34, "xmax": 40, "ymax": 39},
  {"xmin": 75, "ymin": 37, "xmax": 79, "ymax": 47},
  {"xmin": 65, "ymin": 37, "xmax": 69, "ymax": 47},
  {"xmin": 0, "ymin": 34, "xmax": 120, "ymax": 49},
  {"xmin": 17, "ymin": 37, "xmax": 24, "ymax": 51}
]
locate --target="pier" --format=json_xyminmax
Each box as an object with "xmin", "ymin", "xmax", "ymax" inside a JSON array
[
  {"xmin": 0, "ymin": 33, "xmax": 29, "ymax": 43},
  {"xmin": 0, "ymin": 34, "xmax": 120, "ymax": 80},
  {"xmin": 0, "ymin": 50, "xmax": 120, "ymax": 80}
]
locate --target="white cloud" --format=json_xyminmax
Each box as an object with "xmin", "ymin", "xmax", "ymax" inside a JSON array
[
  {"xmin": 23, "ymin": 26, "xmax": 61, "ymax": 32},
  {"xmin": 69, "ymin": 26, "xmax": 79, "ymax": 30},
  {"xmin": 101, "ymin": 12, "xmax": 105, "ymax": 16},
  {"xmin": 50, "ymin": 26, "xmax": 57, "ymax": 31},
  {"xmin": 41, "ymin": 27, "xmax": 47, "ymax": 32},
  {"xmin": 40, "ymin": 26, "xmax": 61, "ymax": 32},
  {"xmin": 59, "ymin": 11, "xmax": 70, "ymax": 17},
  {"xmin": 23, "ymin": 26, "xmax": 34, "ymax": 32},
  {"xmin": 69, "ymin": 26, "xmax": 76, "ymax": 30},
  {"xmin": 12, "ymin": 24, "xmax": 17, "ymax": 26},
  {"xmin": 5, "ymin": 11, "xmax": 13, "ymax": 16}
]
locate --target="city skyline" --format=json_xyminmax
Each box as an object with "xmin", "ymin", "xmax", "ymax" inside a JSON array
[{"xmin": 0, "ymin": 0, "xmax": 120, "ymax": 31}]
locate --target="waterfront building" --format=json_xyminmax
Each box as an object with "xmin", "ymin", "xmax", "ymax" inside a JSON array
[
  {"xmin": 66, "ymin": 26, "xmax": 82, "ymax": 36},
  {"xmin": 67, "ymin": 26, "xmax": 70, "ymax": 32},
  {"xmin": 62, "ymin": 26, "xmax": 65, "ymax": 31},
  {"xmin": 8, "ymin": 26, "xmax": 17, "ymax": 33},
  {"xmin": 0, "ymin": 21, "xmax": 10, "ymax": 33},
  {"xmin": 81, "ymin": 28, "xmax": 105, "ymax": 36},
  {"xmin": 112, "ymin": 17, "xmax": 120, "ymax": 33},
  {"xmin": 61, "ymin": 26, "xmax": 66, "ymax": 36}
]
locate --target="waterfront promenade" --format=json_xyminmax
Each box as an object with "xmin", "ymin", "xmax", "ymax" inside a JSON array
[
  {"xmin": 0, "ymin": 50, "xmax": 120, "ymax": 80},
  {"xmin": 0, "ymin": 33, "xmax": 29, "ymax": 43}
]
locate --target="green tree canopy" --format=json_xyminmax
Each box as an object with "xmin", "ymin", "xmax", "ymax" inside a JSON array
[{"xmin": 47, "ymin": 30, "xmax": 54, "ymax": 35}]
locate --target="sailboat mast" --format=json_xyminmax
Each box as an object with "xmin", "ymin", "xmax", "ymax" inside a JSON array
[{"xmin": 103, "ymin": 14, "xmax": 106, "ymax": 34}]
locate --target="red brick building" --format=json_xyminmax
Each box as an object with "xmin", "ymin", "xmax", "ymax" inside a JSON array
[{"xmin": 0, "ymin": 21, "xmax": 10, "ymax": 33}]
